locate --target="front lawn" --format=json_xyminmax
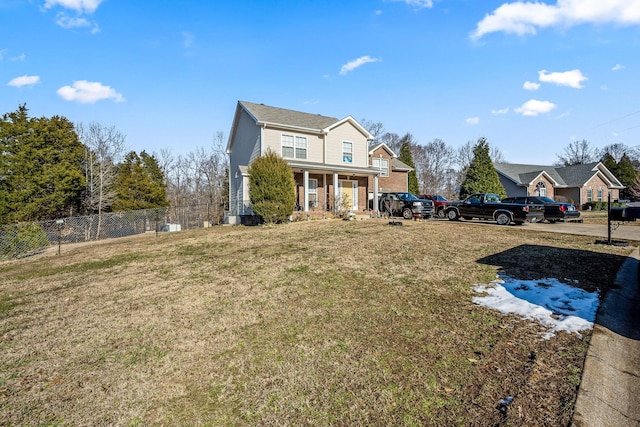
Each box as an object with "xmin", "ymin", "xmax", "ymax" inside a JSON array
[{"xmin": 0, "ymin": 220, "xmax": 634, "ymax": 426}]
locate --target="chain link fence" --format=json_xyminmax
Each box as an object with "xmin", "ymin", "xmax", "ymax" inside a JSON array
[{"xmin": 0, "ymin": 204, "xmax": 225, "ymax": 261}]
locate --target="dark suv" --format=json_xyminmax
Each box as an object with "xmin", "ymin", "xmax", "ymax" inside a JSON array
[
  {"xmin": 379, "ymin": 192, "xmax": 434, "ymax": 219},
  {"xmin": 501, "ymin": 196, "xmax": 580, "ymax": 223}
]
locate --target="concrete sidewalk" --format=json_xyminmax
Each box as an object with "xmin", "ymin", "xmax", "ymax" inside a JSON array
[{"xmin": 572, "ymin": 247, "xmax": 640, "ymax": 427}]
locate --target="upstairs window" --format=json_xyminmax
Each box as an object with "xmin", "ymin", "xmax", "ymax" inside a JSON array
[
  {"xmin": 342, "ymin": 141, "xmax": 353, "ymax": 163},
  {"xmin": 372, "ymin": 157, "xmax": 389, "ymax": 177},
  {"xmin": 535, "ymin": 181, "xmax": 546, "ymax": 197},
  {"xmin": 282, "ymin": 134, "xmax": 307, "ymax": 159}
]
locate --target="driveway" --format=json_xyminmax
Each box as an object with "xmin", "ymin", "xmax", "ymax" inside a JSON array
[{"xmin": 525, "ymin": 221, "xmax": 640, "ymax": 242}]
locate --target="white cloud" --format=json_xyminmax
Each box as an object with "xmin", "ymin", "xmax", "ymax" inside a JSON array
[
  {"xmin": 538, "ymin": 69, "xmax": 587, "ymax": 88},
  {"xmin": 472, "ymin": 0, "xmax": 640, "ymax": 40},
  {"xmin": 44, "ymin": 0, "xmax": 103, "ymax": 14},
  {"xmin": 612, "ymin": 63, "xmax": 625, "ymax": 71},
  {"xmin": 55, "ymin": 13, "xmax": 98, "ymax": 32},
  {"xmin": 8, "ymin": 75, "xmax": 41, "ymax": 87},
  {"xmin": 466, "ymin": 117, "xmax": 480, "ymax": 125},
  {"xmin": 339, "ymin": 56, "xmax": 380, "ymax": 76},
  {"xmin": 523, "ymin": 81, "xmax": 541, "ymax": 90},
  {"xmin": 57, "ymin": 80, "xmax": 125, "ymax": 103},
  {"xmin": 387, "ymin": 0, "xmax": 433, "ymax": 9},
  {"xmin": 0, "ymin": 49, "xmax": 6, "ymax": 61},
  {"xmin": 515, "ymin": 99, "xmax": 557, "ymax": 116},
  {"xmin": 491, "ymin": 107, "xmax": 510, "ymax": 115}
]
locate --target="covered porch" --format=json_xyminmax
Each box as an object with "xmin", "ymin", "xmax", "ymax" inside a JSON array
[{"xmin": 288, "ymin": 161, "xmax": 381, "ymax": 217}]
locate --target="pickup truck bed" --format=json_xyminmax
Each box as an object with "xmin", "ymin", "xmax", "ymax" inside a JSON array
[{"xmin": 445, "ymin": 193, "xmax": 544, "ymax": 225}]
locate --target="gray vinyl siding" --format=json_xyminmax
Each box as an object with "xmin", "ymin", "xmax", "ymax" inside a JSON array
[
  {"xmin": 499, "ymin": 175, "xmax": 526, "ymax": 197},
  {"xmin": 228, "ymin": 109, "xmax": 261, "ymax": 216}
]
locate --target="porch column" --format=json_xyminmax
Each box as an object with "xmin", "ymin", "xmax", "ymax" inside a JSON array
[
  {"xmin": 303, "ymin": 170, "xmax": 309, "ymax": 212},
  {"xmin": 373, "ymin": 175, "xmax": 379, "ymax": 214},
  {"xmin": 333, "ymin": 172, "xmax": 339, "ymax": 212}
]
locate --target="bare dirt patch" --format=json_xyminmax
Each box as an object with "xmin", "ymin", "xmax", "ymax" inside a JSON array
[{"xmin": 0, "ymin": 220, "xmax": 634, "ymax": 426}]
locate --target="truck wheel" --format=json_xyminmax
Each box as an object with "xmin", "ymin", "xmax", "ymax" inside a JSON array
[
  {"xmin": 437, "ymin": 208, "xmax": 445, "ymax": 218},
  {"xmin": 446, "ymin": 209, "xmax": 459, "ymax": 221},
  {"xmin": 496, "ymin": 213, "xmax": 511, "ymax": 225},
  {"xmin": 402, "ymin": 208, "xmax": 413, "ymax": 220}
]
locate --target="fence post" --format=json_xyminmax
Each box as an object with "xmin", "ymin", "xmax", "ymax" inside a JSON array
[{"xmin": 56, "ymin": 219, "xmax": 64, "ymax": 255}]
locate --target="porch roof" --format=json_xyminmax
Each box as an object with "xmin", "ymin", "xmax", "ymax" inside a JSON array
[{"xmin": 286, "ymin": 160, "xmax": 380, "ymax": 176}]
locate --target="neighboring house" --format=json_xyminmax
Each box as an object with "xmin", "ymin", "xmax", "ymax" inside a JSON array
[
  {"xmin": 494, "ymin": 162, "xmax": 625, "ymax": 207},
  {"xmin": 226, "ymin": 101, "xmax": 380, "ymax": 223},
  {"xmin": 368, "ymin": 143, "xmax": 413, "ymax": 194}
]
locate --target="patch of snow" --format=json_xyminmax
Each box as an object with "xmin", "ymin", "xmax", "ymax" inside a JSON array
[{"xmin": 473, "ymin": 275, "xmax": 599, "ymax": 340}]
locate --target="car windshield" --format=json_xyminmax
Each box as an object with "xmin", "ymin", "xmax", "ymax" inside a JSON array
[
  {"xmin": 434, "ymin": 195, "xmax": 447, "ymax": 201},
  {"xmin": 397, "ymin": 192, "xmax": 419, "ymax": 201}
]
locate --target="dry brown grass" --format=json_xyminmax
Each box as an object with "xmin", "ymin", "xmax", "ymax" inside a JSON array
[{"xmin": 0, "ymin": 219, "xmax": 635, "ymax": 426}]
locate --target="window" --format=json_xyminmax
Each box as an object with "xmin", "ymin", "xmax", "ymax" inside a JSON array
[
  {"xmin": 295, "ymin": 136, "xmax": 307, "ymax": 159},
  {"xmin": 587, "ymin": 188, "xmax": 593, "ymax": 202},
  {"xmin": 535, "ymin": 181, "xmax": 546, "ymax": 197},
  {"xmin": 372, "ymin": 157, "xmax": 389, "ymax": 177},
  {"xmin": 342, "ymin": 141, "xmax": 353, "ymax": 163},
  {"xmin": 281, "ymin": 134, "xmax": 307, "ymax": 159},
  {"xmin": 597, "ymin": 188, "xmax": 603, "ymax": 202},
  {"xmin": 308, "ymin": 178, "xmax": 318, "ymax": 208}
]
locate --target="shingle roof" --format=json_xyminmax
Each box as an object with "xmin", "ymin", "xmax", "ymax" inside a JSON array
[
  {"xmin": 554, "ymin": 162, "xmax": 600, "ymax": 187},
  {"xmin": 494, "ymin": 161, "xmax": 623, "ymax": 188},
  {"xmin": 392, "ymin": 158, "xmax": 413, "ymax": 172},
  {"xmin": 239, "ymin": 101, "xmax": 339, "ymax": 131},
  {"xmin": 494, "ymin": 163, "xmax": 565, "ymax": 185}
]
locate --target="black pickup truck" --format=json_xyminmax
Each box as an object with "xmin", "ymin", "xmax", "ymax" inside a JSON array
[
  {"xmin": 444, "ymin": 193, "xmax": 544, "ymax": 225},
  {"xmin": 379, "ymin": 192, "xmax": 434, "ymax": 219}
]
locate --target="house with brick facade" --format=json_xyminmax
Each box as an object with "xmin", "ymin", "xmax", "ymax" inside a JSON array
[
  {"xmin": 226, "ymin": 101, "xmax": 383, "ymax": 223},
  {"xmin": 494, "ymin": 162, "xmax": 624, "ymax": 208},
  {"xmin": 367, "ymin": 143, "xmax": 413, "ymax": 195}
]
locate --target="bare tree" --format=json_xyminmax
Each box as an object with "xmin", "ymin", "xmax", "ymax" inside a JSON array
[
  {"xmin": 360, "ymin": 119, "xmax": 386, "ymax": 145},
  {"xmin": 416, "ymin": 139, "xmax": 454, "ymax": 195},
  {"xmin": 77, "ymin": 122, "xmax": 127, "ymax": 237},
  {"xmin": 595, "ymin": 142, "xmax": 640, "ymax": 167},
  {"xmin": 159, "ymin": 131, "xmax": 229, "ymax": 223},
  {"xmin": 556, "ymin": 139, "xmax": 597, "ymax": 166}
]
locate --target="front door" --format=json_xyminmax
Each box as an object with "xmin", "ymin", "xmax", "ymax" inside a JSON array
[{"xmin": 339, "ymin": 180, "xmax": 358, "ymax": 210}]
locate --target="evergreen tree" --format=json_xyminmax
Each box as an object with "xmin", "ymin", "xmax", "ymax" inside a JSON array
[
  {"xmin": 459, "ymin": 138, "xmax": 505, "ymax": 199},
  {"xmin": 616, "ymin": 153, "xmax": 637, "ymax": 200},
  {"xmin": 398, "ymin": 134, "xmax": 420, "ymax": 194},
  {"xmin": 601, "ymin": 152, "xmax": 618, "ymax": 176},
  {"xmin": 0, "ymin": 105, "xmax": 85, "ymax": 224},
  {"xmin": 248, "ymin": 149, "xmax": 296, "ymax": 224},
  {"xmin": 112, "ymin": 151, "xmax": 168, "ymax": 211}
]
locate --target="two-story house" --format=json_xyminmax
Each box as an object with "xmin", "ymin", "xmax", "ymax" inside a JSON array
[
  {"xmin": 226, "ymin": 101, "xmax": 382, "ymax": 223},
  {"xmin": 368, "ymin": 142, "xmax": 413, "ymax": 193}
]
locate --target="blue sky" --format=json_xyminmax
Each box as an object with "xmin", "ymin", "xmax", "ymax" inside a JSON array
[{"xmin": 1, "ymin": 0, "xmax": 639, "ymax": 165}]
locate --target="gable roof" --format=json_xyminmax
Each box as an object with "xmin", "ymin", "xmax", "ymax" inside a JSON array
[
  {"xmin": 494, "ymin": 162, "xmax": 624, "ymax": 188},
  {"xmin": 239, "ymin": 100, "xmax": 340, "ymax": 131},
  {"xmin": 369, "ymin": 142, "xmax": 397, "ymax": 158},
  {"xmin": 227, "ymin": 101, "xmax": 374, "ymax": 153}
]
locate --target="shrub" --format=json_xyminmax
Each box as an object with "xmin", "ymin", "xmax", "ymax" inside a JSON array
[
  {"xmin": 0, "ymin": 223, "xmax": 50, "ymax": 259},
  {"xmin": 248, "ymin": 150, "xmax": 296, "ymax": 224}
]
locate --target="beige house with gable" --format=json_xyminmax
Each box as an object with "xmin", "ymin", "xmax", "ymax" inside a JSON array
[{"xmin": 226, "ymin": 101, "xmax": 382, "ymax": 223}]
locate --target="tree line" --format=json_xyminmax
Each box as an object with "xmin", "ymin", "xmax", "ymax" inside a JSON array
[
  {"xmin": 0, "ymin": 105, "xmax": 228, "ymax": 226},
  {"xmin": 361, "ymin": 119, "xmax": 640, "ymax": 201}
]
